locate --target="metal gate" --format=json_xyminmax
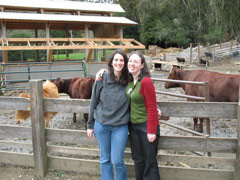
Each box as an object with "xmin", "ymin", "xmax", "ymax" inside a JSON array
[{"xmin": 0, "ymin": 60, "xmax": 87, "ymax": 91}]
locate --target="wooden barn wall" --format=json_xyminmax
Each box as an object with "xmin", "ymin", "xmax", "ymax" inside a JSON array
[{"xmin": 94, "ymin": 24, "xmax": 121, "ymax": 38}]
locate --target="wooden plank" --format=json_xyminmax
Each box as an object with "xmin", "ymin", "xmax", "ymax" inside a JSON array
[
  {"xmin": 159, "ymin": 135, "xmax": 237, "ymax": 152},
  {"xmin": 47, "ymin": 145, "xmax": 100, "ymax": 157},
  {"xmin": 0, "ymin": 151, "xmax": 34, "ymax": 167},
  {"xmin": 158, "ymin": 101, "xmax": 237, "ymax": 119},
  {"xmin": 0, "ymin": 140, "xmax": 32, "ymax": 151},
  {"xmin": 47, "ymin": 144, "xmax": 235, "ymax": 168},
  {"xmin": 159, "ymin": 154, "xmax": 235, "ymax": 168},
  {"xmin": 0, "ymin": 96, "xmax": 30, "ymax": 110},
  {"xmin": 0, "ymin": 96, "xmax": 237, "ymax": 119},
  {"xmin": 156, "ymin": 90, "xmax": 205, "ymax": 100},
  {"xmin": 0, "ymin": 38, "xmax": 145, "ymax": 50},
  {"xmin": 46, "ymin": 128, "xmax": 236, "ymax": 152},
  {"xmin": 0, "ymin": 45, "xmax": 145, "ymax": 50},
  {"xmin": 48, "ymin": 156, "xmax": 101, "ymax": 175},
  {"xmin": 0, "ymin": 125, "xmax": 32, "ymax": 140},
  {"xmin": 46, "ymin": 128, "xmax": 98, "ymax": 147},
  {"xmin": 44, "ymin": 99, "xmax": 239, "ymax": 119},
  {"xmin": 44, "ymin": 98, "xmax": 90, "ymax": 113},
  {"xmin": 159, "ymin": 166, "xmax": 233, "ymax": 180},
  {"xmin": 86, "ymin": 49, "xmax": 93, "ymax": 63},
  {"xmin": 29, "ymin": 80, "xmax": 48, "ymax": 177},
  {"xmin": 48, "ymin": 156, "xmax": 233, "ymax": 180},
  {"xmin": 1, "ymin": 125, "xmax": 235, "ymax": 153},
  {"xmin": 0, "ymin": 150, "xmax": 234, "ymax": 180},
  {"xmin": 161, "ymin": 121, "xmax": 204, "ymax": 136},
  {"xmin": 152, "ymin": 77, "xmax": 206, "ymax": 85},
  {"xmin": 47, "ymin": 49, "xmax": 53, "ymax": 62}
]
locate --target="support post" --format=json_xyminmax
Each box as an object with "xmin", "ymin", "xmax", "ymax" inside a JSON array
[
  {"xmin": 30, "ymin": 80, "xmax": 48, "ymax": 177},
  {"xmin": 1, "ymin": 21, "xmax": 8, "ymax": 63},
  {"xmin": 85, "ymin": 24, "xmax": 89, "ymax": 62},
  {"xmin": 65, "ymin": 30, "xmax": 69, "ymax": 60},
  {"xmin": 190, "ymin": 43, "xmax": 192, "ymax": 64},
  {"xmin": 235, "ymin": 84, "xmax": 240, "ymax": 180},
  {"xmin": 46, "ymin": 23, "xmax": 52, "ymax": 62},
  {"xmin": 35, "ymin": 23, "xmax": 40, "ymax": 62},
  {"xmin": 197, "ymin": 43, "xmax": 200, "ymax": 64}
]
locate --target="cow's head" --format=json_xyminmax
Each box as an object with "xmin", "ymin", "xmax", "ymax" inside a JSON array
[
  {"xmin": 165, "ymin": 67, "xmax": 182, "ymax": 89},
  {"xmin": 52, "ymin": 77, "xmax": 65, "ymax": 93}
]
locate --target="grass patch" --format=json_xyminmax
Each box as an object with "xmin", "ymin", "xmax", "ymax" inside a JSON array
[{"xmin": 52, "ymin": 50, "xmax": 114, "ymax": 61}]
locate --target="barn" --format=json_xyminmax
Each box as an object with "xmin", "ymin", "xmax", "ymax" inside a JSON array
[{"xmin": 0, "ymin": 0, "xmax": 145, "ymax": 91}]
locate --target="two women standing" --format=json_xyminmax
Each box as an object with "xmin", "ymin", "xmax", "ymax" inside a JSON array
[{"xmin": 87, "ymin": 49, "xmax": 160, "ymax": 180}]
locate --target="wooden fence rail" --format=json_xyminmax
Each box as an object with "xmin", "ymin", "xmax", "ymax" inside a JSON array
[{"xmin": 0, "ymin": 79, "xmax": 240, "ymax": 180}]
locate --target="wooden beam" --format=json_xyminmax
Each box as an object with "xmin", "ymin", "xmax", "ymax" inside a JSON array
[
  {"xmin": 1, "ymin": 21, "xmax": 8, "ymax": 63},
  {"xmin": 86, "ymin": 49, "xmax": 93, "ymax": 63},
  {"xmin": 47, "ymin": 49, "xmax": 53, "ymax": 62},
  {"xmin": 0, "ymin": 38, "xmax": 145, "ymax": 51},
  {"xmin": 85, "ymin": 24, "xmax": 89, "ymax": 61}
]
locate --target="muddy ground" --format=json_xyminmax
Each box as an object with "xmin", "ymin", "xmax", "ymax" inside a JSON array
[{"xmin": 1, "ymin": 58, "xmax": 240, "ymax": 179}]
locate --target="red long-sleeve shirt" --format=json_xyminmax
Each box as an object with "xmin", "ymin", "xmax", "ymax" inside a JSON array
[{"xmin": 140, "ymin": 77, "xmax": 159, "ymax": 134}]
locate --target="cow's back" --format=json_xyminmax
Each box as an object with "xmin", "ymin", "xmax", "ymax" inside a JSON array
[
  {"xmin": 184, "ymin": 70, "xmax": 240, "ymax": 102},
  {"xmin": 43, "ymin": 80, "xmax": 60, "ymax": 98},
  {"xmin": 70, "ymin": 77, "xmax": 95, "ymax": 99}
]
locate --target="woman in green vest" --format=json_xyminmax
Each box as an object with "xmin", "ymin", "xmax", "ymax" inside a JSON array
[{"xmin": 126, "ymin": 51, "xmax": 160, "ymax": 180}]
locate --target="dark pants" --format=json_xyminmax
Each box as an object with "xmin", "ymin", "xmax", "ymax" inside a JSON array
[{"xmin": 129, "ymin": 122, "xmax": 160, "ymax": 180}]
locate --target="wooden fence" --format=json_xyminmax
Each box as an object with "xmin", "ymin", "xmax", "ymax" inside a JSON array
[{"xmin": 0, "ymin": 79, "xmax": 240, "ymax": 180}]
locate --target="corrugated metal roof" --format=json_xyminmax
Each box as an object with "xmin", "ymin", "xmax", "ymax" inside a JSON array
[
  {"xmin": 0, "ymin": 0, "xmax": 125, "ymax": 13},
  {"xmin": 0, "ymin": 12, "xmax": 137, "ymax": 25}
]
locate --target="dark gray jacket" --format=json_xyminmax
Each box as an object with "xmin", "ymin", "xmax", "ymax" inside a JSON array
[{"xmin": 88, "ymin": 72, "xmax": 129, "ymax": 129}]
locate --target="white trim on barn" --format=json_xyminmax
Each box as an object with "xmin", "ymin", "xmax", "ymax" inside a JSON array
[
  {"xmin": 0, "ymin": 12, "xmax": 137, "ymax": 25},
  {"xmin": 0, "ymin": 0, "xmax": 125, "ymax": 13}
]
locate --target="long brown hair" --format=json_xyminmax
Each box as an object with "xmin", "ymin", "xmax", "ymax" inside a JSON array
[
  {"xmin": 128, "ymin": 51, "xmax": 151, "ymax": 82},
  {"xmin": 107, "ymin": 49, "xmax": 129, "ymax": 85}
]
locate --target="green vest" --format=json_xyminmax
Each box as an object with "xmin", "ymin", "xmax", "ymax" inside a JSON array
[{"xmin": 126, "ymin": 80, "xmax": 147, "ymax": 124}]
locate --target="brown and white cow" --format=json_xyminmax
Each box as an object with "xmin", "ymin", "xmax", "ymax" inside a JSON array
[
  {"xmin": 165, "ymin": 67, "xmax": 240, "ymax": 132},
  {"xmin": 53, "ymin": 77, "xmax": 95, "ymax": 129},
  {"xmin": 16, "ymin": 80, "xmax": 59, "ymax": 127}
]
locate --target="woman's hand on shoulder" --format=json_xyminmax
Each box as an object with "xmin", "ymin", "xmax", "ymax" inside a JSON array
[{"xmin": 96, "ymin": 69, "xmax": 108, "ymax": 81}]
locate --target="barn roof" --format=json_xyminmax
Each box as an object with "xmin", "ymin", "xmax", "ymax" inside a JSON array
[
  {"xmin": 0, "ymin": 12, "xmax": 136, "ymax": 26},
  {"xmin": 0, "ymin": 0, "xmax": 125, "ymax": 14}
]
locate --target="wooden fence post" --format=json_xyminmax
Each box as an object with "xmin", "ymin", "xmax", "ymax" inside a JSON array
[
  {"xmin": 235, "ymin": 85, "xmax": 240, "ymax": 180},
  {"xmin": 30, "ymin": 80, "xmax": 48, "ymax": 177}
]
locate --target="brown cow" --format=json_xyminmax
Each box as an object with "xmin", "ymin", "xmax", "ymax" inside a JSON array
[
  {"xmin": 165, "ymin": 67, "xmax": 240, "ymax": 132},
  {"xmin": 16, "ymin": 80, "xmax": 59, "ymax": 127},
  {"xmin": 53, "ymin": 77, "xmax": 95, "ymax": 129}
]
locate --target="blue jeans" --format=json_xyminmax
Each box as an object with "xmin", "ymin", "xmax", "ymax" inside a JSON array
[{"xmin": 94, "ymin": 121, "xmax": 129, "ymax": 180}]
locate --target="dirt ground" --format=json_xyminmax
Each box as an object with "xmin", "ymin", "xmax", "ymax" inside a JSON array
[{"xmin": 1, "ymin": 57, "xmax": 240, "ymax": 179}]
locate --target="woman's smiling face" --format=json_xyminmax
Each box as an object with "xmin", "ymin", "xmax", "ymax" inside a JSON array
[
  {"xmin": 128, "ymin": 54, "xmax": 144, "ymax": 76},
  {"xmin": 112, "ymin": 53, "xmax": 125, "ymax": 73}
]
